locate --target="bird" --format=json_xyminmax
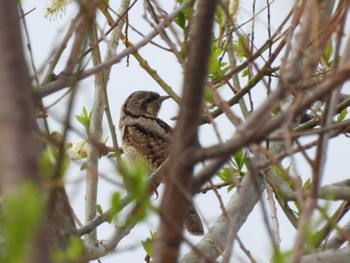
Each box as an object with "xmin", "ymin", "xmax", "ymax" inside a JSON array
[{"xmin": 119, "ymin": 90, "xmax": 204, "ymax": 235}]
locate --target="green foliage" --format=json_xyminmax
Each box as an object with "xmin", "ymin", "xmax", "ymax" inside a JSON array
[
  {"xmin": 75, "ymin": 107, "xmax": 92, "ymax": 134},
  {"xmin": 217, "ymin": 167, "xmax": 236, "ymax": 192},
  {"xmin": 119, "ymin": 159, "xmax": 151, "ymax": 224},
  {"xmin": 215, "ymin": 5, "xmax": 223, "ymax": 26},
  {"xmin": 304, "ymin": 214, "xmax": 326, "ymax": 249},
  {"xmin": 337, "ymin": 108, "xmax": 347, "ymax": 122},
  {"xmin": 120, "ymin": 158, "xmax": 148, "ymax": 196},
  {"xmin": 174, "ymin": 0, "xmax": 193, "ymax": 31},
  {"xmin": 217, "ymin": 149, "xmax": 247, "ymax": 192},
  {"xmin": 208, "ymin": 44, "xmax": 230, "ymax": 80},
  {"xmin": 272, "ymin": 250, "xmax": 292, "ymax": 263},
  {"xmin": 175, "ymin": 9, "xmax": 187, "ymax": 30},
  {"xmin": 271, "ymin": 163, "xmax": 301, "ymax": 216},
  {"xmin": 0, "ymin": 183, "xmax": 42, "ymax": 263},
  {"xmin": 271, "ymin": 163, "xmax": 293, "ymax": 189},
  {"xmin": 39, "ymin": 144, "xmax": 70, "ymax": 180},
  {"xmin": 303, "ymin": 178, "xmax": 311, "ymax": 190},
  {"xmin": 203, "ymin": 87, "xmax": 214, "ymax": 105},
  {"xmin": 141, "ymin": 231, "xmax": 157, "ymax": 260},
  {"xmin": 233, "ymin": 34, "xmax": 249, "ymax": 59},
  {"xmin": 52, "ymin": 236, "xmax": 84, "ymax": 263},
  {"xmin": 217, "ymin": 167, "xmax": 232, "ymax": 183},
  {"xmin": 108, "ymin": 192, "xmax": 121, "ymax": 223},
  {"xmin": 322, "ymin": 40, "xmax": 333, "ymax": 66},
  {"xmin": 241, "ymin": 68, "xmax": 249, "ymax": 77},
  {"xmin": 96, "ymin": 204, "xmax": 104, "ymax": 216},
  {"xmin": 232, "ymin": 148, "xmax": 247, "ymax": 174},
  {"xmin": 39, "ymin": 147, "xmax": 55, "ymax": 179}
]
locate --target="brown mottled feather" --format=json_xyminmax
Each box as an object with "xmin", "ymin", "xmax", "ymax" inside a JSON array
[
  {"xmin": 122, "ymin": 123, "xmax": 171, "ymax": 171},
  {"xmin": 119, "ymin": 91, "xmax": 204, "ymax": 235},
  {"xmin": 119, "ymin": 91, "xmax": 172, "ymax": 173}
]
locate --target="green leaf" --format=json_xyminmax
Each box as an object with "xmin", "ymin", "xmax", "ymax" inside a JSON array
[
  {"xmin": 0, "ymin": 183, "xmax": 42, "ymax": 263},
  {"xmin": 120, "ymin": 158, "xmax": 148, "ymax": 196},
  {"xmin": 272, "ymin": 250, "xmax": 292, "ymax": 263},
  {"xmin": 141, "ymin": 231, "xmax": 157, "ymax": 258},
  {"xmin": 96, "ymin": 204, "xmax": 103, "ymax": 216},
  {"xmin": 75, "ymin": 107, "xmax": 92, "ymax": 134},
  {"xmin": 215, "ymin": 5, "xmax": 223, "ymax": 26},
  {"xmin": 241, "ymin": 68, "xmax": 249, "ymax": 77},
  {"xmin": 175, "ymin": 11, "xmax": 186, "ymax": 29},
  {"xmin": 38, "ymin": 147, "xmax": 54, "ymax": 179},
  {"xmin": 208, "ymin": 49, "xmax": 221, "ymax": 77},
  {"xmin": 108, "ymin": 192, "xmax": 121, "ymax": 223},
  {"xmin": 203, "ymin": 87, "xmax": 214, "ymax": 104},
  {"xmin": 337, "ymin": 108, "xmax": 347, "ymax": 122},
  {"xmin": 119, "ymin": 159, "xmax": 151, "ymax": 224},
  {"xmin": 217, "ymin": 167, "xmax": 233, "ymax": 184},
  {"xmin": 217, "ymin": 167, "xmax": 238, "ymax": 192},
  {"xmin": 232, "ymin": 149, "xmax": 247, "ymax": 174},
  {"xmin": 52, "ymin": 236, "xmax": 84, "ymax": 263},
  {"xmin": 80, "ymin": 163, "xmax": 87, "ymax": 171},
  {"xmin": 227, "ymin": 185, "xmax": 235, "ymax": 192},
  {"xmin": 174, "ymin": 1, "xmax": 193, "ymax": 31},
  {"xmin": 323, "ymin": 40, "xmax": 333, "ymax": 65},
  {"xmin": 66, "ymin": 237, "xmax": 84, "ymax": 260},
  {"xmin": 303, "ymin": 178, "xmax": 311, "ymax": 190},
  {"xmin": 304, "ymin": 218, "xmax": 324, "ymax": 248},
  {"xmin": 38, "ymin": 139, "xmax": 71, "ymax": 180},
  {"xmin": 233, "ymin": 34, "xmax": 249, "ymax": 59},
  {"xmin": 271, "ymin": 163, "xmax": 294, "ymax": 190},
  {"xmin": 208, "ymin": 44, "xmax": 230, "ymax": 80}
]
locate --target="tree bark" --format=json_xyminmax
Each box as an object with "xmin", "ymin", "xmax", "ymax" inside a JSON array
[
  {"xmin": 0, "ymin": 1, "xmax": 49, "ymax": 262},
  {"xmin": 153, "ymin": 0, "xmax": 218, "ymax": 262}
]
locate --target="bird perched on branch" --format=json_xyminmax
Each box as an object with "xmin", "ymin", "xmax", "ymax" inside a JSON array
[{"xmin": 119, "ymin": 90, "xmax": 204, "ymax": 235}]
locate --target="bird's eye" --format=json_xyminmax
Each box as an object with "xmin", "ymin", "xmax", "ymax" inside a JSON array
[{"xmin": 144, "ymin": 97, "xmax": 153, "ymax": 104}]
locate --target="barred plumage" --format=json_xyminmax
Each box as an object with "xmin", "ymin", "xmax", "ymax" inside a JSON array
[{"xmin": 119, "ymin": 90, "xmax": 204, "ymax": 236}]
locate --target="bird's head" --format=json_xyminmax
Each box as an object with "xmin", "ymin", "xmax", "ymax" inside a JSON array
[{"xmin": 122, "ymin": 91, "xmax": 170, "ymax": 117}]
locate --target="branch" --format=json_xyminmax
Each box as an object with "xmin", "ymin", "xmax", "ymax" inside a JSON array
[
  {"xmin": 284, "ymin": 180, "xmax": 350, "ymax": 201},
  {"xmin": 84, "ymin": 22, "xmax": 105, "ymax": 244},
  {"xmin": 192, "ymin": 63, "xmax": 350, "ymax": 163},
  {"xmin": 38, "ymin": 0, "xmax": 195, "ymax": 98},
  {"xmin": 0, "ymin": 1, "xmax": 47, "ymax": 261},
  {"xmin": 180, "ymin": 172, "xmax": 265, "ymax": 262},
  {"xmin": 77, "ymin": 159, "xmax": 169, "ymax": 260},
  {"xmin": 325, "ymin": 219, "xmax": 350, "ymax": 249},
  {"xmin": 153, "ymin": 0, "xmax": 218, "ymax": 262},
  {"xmin": 77, "ymin": 159, "xmax": 168, "ymax": 236},
  {"xmin": 292, "ymin": 248, "xmax": 350, "ymax": 263}
]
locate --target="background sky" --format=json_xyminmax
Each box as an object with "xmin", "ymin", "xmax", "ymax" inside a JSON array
[{"xmin": 20, "ymin": 1, "xmax": 350, "ymax": 262}]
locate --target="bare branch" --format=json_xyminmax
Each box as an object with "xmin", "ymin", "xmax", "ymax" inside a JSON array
[
  {"xmin": 294, "ymin": 248, "xmax": 350, "ymax": 263},
  {"xmin": 180, "ymin": 172, "xmax": 265, "ymax": 262},
  {"xmin": 38, "ymin": 0, "xmax": 195, "ymax": 97},
  {"xmin": 0, "ymin": 1, "xmax": 47, "ymax": 261},
  {"xmin": 154, "ymin": 0, "xmax": 218, "ymax": 261}
]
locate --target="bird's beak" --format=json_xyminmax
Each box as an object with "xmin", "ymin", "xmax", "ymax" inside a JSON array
[{"xmin": 159, "ymin": 95, "xmax": 171, "ymax": 102}]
